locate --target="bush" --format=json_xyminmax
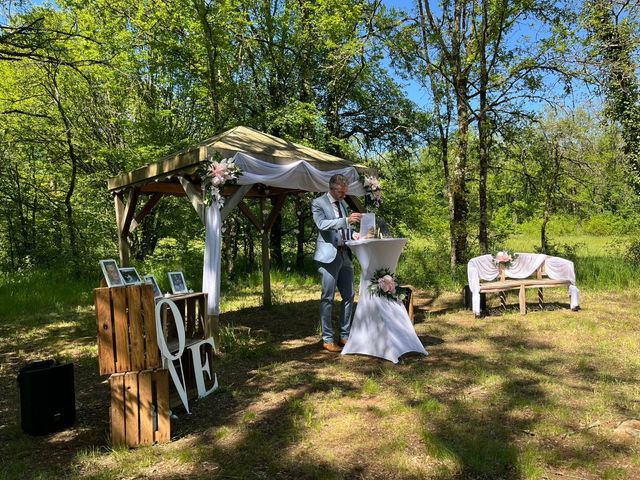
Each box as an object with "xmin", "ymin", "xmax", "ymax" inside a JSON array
[
  {"xmin": 489, "ymin": 206, "xmax": 516, "ymax": 247},
  {"xmin": 624, "ymin": 239, "xmax": 640, "ymax": 266},
  {"xmin": 583, "ymin": 213, "xmax": 621, "ymax": 236},
  {"xmin": 534, "ymin": 241, "xmax": 583, "ymax": 262},
  {"xmin": 396, "ymin": 236, "xmax": 466, "ymax": 291},
  {"xmin": 141, "ymin": 237, "xmax": 205, "ymax": 292}
]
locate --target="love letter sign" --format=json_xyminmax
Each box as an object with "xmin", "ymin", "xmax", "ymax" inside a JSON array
[{"xmin": 154, "ymin": 298, "xmax": 218, "ymax": 413}]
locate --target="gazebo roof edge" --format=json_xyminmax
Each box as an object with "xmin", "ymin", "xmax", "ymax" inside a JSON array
[{"xmin": 106, "ymin": 126, "xmax": 374, "ymax": 192}]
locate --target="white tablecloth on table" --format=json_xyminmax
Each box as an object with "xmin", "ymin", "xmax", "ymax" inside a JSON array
[
  {"xmin": 467, "ymin": 253, "xmax": 580, "ymax": 315},
  {"xmin": 343, "ymin": 238, "xmax": 427, "ymax": 363}
]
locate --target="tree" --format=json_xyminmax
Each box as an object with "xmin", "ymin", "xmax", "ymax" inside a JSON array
[{"xmin": 585, "ymin": 0, "xmax": 640, "ymax": 192}]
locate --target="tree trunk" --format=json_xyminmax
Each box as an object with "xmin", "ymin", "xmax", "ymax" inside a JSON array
[
  {"xmin": 5, "ymin": 210, "xmax": 16, "ymax": 270},
  {"xmin": 541, "ymin": 142, "xmax": 562, "ymax": 253},
  {"xmin": 193, "ymin": 0, "xmax": 222, "ymax": 130},
  {"xmin": 247, "ymin": 221, "xmax": 255, "ymax": 267},
  {"xmin": 450, "ymin": 84, "xmax": 470, "ymax": 268},
  {"xmin": 477, "ymin": 0, "xmax": 490, "ymax": 254},
  {"xmin": 419, "ymin": 0, "xmax": 471, "ymax": 269},
  {"xmin": 230, "ymin": 218, "xmax": 239, "ymax": 277},
  {"xmin": 540, "ymin": 205, "xmax": 550, "ymax": 253},
  {"xmin": 52, "ymin": 71, "xmax": 80, "ymax": 273}
]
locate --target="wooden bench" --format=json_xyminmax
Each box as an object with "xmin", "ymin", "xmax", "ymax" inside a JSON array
[
  {"xmin": 401, "ymin": 284, "xmax": 415, "ymax": 323},
  {"xmin": 479, "ymin": 265, "xmax": 571, "ymax": 315}
]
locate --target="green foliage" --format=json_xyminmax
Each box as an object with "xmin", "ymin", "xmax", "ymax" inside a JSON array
[
  {"xmin": 624, "ymin": 238, "xmax": 640, "ymax": 266},
  {"xmin": 0, "ymin": 0, "xmax": 639, "ymax": 289},
  {"xmin": 396, "ymin": 237, "xmax": 466, "ymax": 292},
  {"xmin": 0, "ymin": 269, "xmax": 95, "ymax": 322},
  {"xmin": 585, "ymin": 0, "xmax": 640, "ymax": 191},
  {"xmin": 583, "ymin": 213, "xmax": 622, "ymax": 236},
  {"xmin": 141, "ymin": 237, "xmax": 205, "ymax": 292},
  {"xmin": 533, "ymin": 241, "xmax": 583, "ymax": 263}
]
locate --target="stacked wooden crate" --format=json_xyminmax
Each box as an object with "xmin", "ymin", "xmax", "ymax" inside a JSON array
[{"xmin": 94, "ymin": 283, "xmax": 170, "ymax": 447}]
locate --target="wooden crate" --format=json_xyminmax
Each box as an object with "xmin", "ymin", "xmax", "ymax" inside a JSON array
[
  {"xmin": 159, "ymin": 292, "xmax": 208, "ymax": 345},
  {"xmin": 109, "ymin": 369, "xmax": 170, "ymax": 447},
  {"xmin": 94, "ymin": 284, "xmax": 160, "ymax": 375}
]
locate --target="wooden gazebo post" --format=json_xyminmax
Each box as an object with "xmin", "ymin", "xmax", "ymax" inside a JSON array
[{"xmin": 114, "ymin": 192, "xmax": 130, "ymax": 266}]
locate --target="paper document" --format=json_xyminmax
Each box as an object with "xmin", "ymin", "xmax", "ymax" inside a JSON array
[{"xmin": 359, "ymin": 213, "xmax": 376, "ymax": 239}]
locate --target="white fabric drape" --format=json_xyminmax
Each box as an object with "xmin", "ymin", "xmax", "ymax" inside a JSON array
[
  {"xmin": 342, "ymin": 238, "xmax": 427, "ymax": 363},
  {"xmin": 203, "ymin": 204, "xmax": 221, "ymax": 316},
  {"xmin": 467, "ymin": 253, "xmax": 580, "ymax": 315},
  {"xmin": 232, "ymin": 152, "xmax": 365, "ymax": 195}
]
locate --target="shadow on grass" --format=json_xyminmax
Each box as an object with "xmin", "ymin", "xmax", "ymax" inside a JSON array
[
  {"xmin": 1, "ymin": 294, "xmax": 638, "ymax": 479},
  {"xmin": 0, "ymin": 309, "xmax": 109, "ymax": 479}
]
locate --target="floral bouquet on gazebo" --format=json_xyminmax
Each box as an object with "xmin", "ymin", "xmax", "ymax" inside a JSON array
[
  {"xmin": 363, "ymin": 174, "xmax": 382, "ymax": 209},
  {"xmin": 201, "ymin": 153, "xmax": 243, "ymax": 207}
]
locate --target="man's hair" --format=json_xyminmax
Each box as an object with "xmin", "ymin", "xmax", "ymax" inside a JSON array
[{"xmin": 329, "ymin": 174, "xmax": 348, "ymax": 189}]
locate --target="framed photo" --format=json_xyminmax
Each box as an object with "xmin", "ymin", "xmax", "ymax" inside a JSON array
[
  {"xmin": 143, "ymin": 274, "xmax": 163, "ymax": 299},
  {"xmin": 168, "ymin": 271, "xmax": 188, "ymax": 294},
  {"xmin": 100, "ymin": 259, "xmax": 125, "ymax": 288},
  {"xmin": 119, "ymin": 267, "xmax": 142, "ymax": 285}
]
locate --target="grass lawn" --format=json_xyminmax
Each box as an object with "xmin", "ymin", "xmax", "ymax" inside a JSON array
[{"xmin": 1, "ymin": 272, "xmax": 639, "ymax": 479}]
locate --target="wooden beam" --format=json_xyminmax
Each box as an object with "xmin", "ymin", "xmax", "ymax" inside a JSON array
[
  {"xmin": 221, "ymin": 184, "xmax": 253, "ymax": 221},
  {"xmin": 264, "ymin": 194, "xmax": 287, "ymax": 231},
  {"xmin": 121, "ymin": 187, "xmax": 140, "ymax": 238},
  {"xmin": 178, "ymin": 177, "xmax": 205, "ymax": 224},
  {"xmin": 519, "ymin": 284, "xmax": 527, "ymax": 315},
  {"xmin": 114, "ymin": 192, "xmax": 130, "ymax": 266},
  {"xmin": 238, "ymin": 201, "xmax": 261, "ymax": 230},
  {"xmin": 260, "ymin": 197, "xmax": 271, "ymax": 308},
  {"xmin": 130, "ymin": 193, "xmax": 163, "ymax": 233},
  {"xmin": 140, "ymin": 183, "xmax": 187, "ymax": 195},
  {"xmin": 107, "ymin": 144, "xmax": 207, "ymax": 191},
  {"xmin": 346, "ymin": 195, "xmax": 365, "ymax": 213}
]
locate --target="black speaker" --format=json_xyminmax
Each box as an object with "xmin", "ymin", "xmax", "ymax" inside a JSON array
[{"xmin": 17, "ymin": 360, "xmax": 75, "ymax": 435}]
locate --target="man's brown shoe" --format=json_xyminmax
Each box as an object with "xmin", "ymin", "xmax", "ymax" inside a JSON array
[
  {"xmin": 323, "ymin": 343, "xmax": 342, "ymax": 353},
  {"xmin": 339, "ymin": 338, "xmax": 348, "ymax": 346}
]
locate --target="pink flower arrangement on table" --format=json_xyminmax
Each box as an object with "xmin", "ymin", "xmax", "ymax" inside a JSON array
[
  {"xmin": 378, "ymin": 274, "xmax": 396, "ymax": 294},
  {"xmin": 200, "ymin": 154, "xmax": 242, "ymax": 207},
  {"xmin": 368, "ymin": 267, "xmax": 406, "ymax": 302}
]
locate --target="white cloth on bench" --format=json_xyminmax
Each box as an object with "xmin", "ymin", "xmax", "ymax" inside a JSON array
[{"xmin": 467, "ymin": 253, "xmax": 579, "ymax": 315}]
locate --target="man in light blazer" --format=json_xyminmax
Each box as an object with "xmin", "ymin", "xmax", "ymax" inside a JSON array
[{"xmin": 312, "ymin": 174, "xmax": 361, "ymax": 352}]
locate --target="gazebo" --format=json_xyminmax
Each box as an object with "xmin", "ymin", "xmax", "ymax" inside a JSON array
[{"xmin": 106, "ymin": 125, "xmax": 373, "ymax": 330}]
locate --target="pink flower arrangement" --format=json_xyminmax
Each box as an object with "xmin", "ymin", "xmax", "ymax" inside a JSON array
[
  {"xmin": 364, "ymin": 175, "xmax": 381, "ymax": 191},
  {"xmin": 207, "ymin": 161, "xmax": 230, "ymax": 186},
  {"xmin": 378, "ymin": 274, "xmax": 396, "ymax": 294},
  {"xmin": 493, "ymin": 250, "xmax": 517, "ymax": 268},
  {"xmin": 363, "ymin": 175, "xmax": 383, "ymax": 208},
  {"xmin": 494, "ymin": 251, "xmax": 511, "ymax": 263},
  {"xmin": 201, "ymin": 155, "xmax": 242, "ymax": 207},
  {"xmin": 368, "ymin": 267, "xmax": 405, "ymax": 302}
]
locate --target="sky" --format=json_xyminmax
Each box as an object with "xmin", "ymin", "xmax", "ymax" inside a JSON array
[
  {"xmin": 380, "ymin": 0, "xmax": 429, "ymax": 109},
  {"xmin": 378, "ymin": 0, "xmax": 597, "ymax": 114}
]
